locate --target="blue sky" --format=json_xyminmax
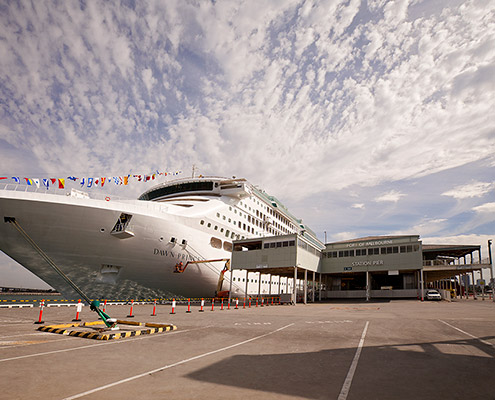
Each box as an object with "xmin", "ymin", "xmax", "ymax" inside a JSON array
[{"xmin": 0, "ymin": 0, "xmax": 494, "ymax": 288}]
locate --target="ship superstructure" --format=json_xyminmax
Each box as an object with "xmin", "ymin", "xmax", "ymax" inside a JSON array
[{"xmin": 0, "ymin": 176, "xmax": 321, "ymax": 299}]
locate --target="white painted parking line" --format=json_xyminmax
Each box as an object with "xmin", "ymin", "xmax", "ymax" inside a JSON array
[
  {"xmin": 0, "ymin": 326, "xmax": 210, "ymax": 363},
  {"xmin": 63, "ymin": 323, "xmax": 295, "ymax": 400},
  {"xmin": 0, "ymin": 332, "xmax": 56, "ymax": 340},
  {"xmin": 337, "ymin": 321, "xmax": 370, "ymax": 400},
  {"xmin": 305, "ymin": 320, "xmax": 353, "ymax": 324},
  {"xmin": 439, "ymin": 320, "xmax": 495, "ymax": 349}
]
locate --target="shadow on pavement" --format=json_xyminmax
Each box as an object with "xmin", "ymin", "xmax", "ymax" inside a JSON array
[{"xmin": 187, "ymin": 335, "xmax": 495, "ymax": 399}]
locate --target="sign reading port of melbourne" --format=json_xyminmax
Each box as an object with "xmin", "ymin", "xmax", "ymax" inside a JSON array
[{"xmin": 231, "ymin": 233, "xmax": 491, "ymax": 303}]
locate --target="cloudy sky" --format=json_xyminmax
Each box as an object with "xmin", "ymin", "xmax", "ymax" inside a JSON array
[{"xmin": 1, "ymin": 0, "xmax": 494, "ymax": 287}]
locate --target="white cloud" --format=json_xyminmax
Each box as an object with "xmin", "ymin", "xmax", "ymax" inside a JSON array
[
  {"xmin": 473, "ymin": 202, "xmax": 495, "ymax": 214},
  {"xmin": 375, "ymin": 190, "xmax": 406, "ymax": 203},
  {"xmin": 0, "ymin": 0, "xmax": 493, "ymax": 241},
  {"xmin": 142, "ymin": 68, "xmax": 156, "ymax": 92},
  {"xmin": 442, "ymin": 181, "xmax": 495, "ymax": 199},
  {"xmin": 394, "ymin": 218, "xmax": 448, "ymax": 237},
  {"xmin": 331, "ymin": 232, "xmax": 359, "ymax": 242}
]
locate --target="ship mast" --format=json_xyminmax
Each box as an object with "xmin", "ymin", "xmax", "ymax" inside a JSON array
[{"xmin": 192, "ymin": 164, "xmax": 198, "ymax": 178}]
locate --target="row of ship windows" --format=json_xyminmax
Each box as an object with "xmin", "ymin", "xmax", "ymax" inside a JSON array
[
  {"xmin": 217, "ymin": 212, "xmax": 258, "ymax": 234},
  {"xmin": 229, "ymin": 204, "xmax": 293, "ymax": 235},
  {"xmin": 201, "ymin": 220, "xmax": 245, "ymax": 240},
  {"xmin": 323, "ymin": 245, "xmax": 420, "ymax": 258},
  {"xmin": 238, "ymin": 197, "xmax": 293, "ymax": 230},
  {"xmin": 207, "ymin": 212, "xmax": 287, "ymax": 237}
]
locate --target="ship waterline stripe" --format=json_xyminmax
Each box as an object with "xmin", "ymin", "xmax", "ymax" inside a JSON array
[
  {"xmin": 0, "ymin": 326, "xmax": 208, "ymax": 363},
  {"xmin": 63, "ymin": 323, "xmax": 295, "ymax": 400}
]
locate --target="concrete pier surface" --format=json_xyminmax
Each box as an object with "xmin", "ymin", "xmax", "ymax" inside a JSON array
[{"xmin": 0, "ymin": 299, "xmax": 494, "ymax": 400}]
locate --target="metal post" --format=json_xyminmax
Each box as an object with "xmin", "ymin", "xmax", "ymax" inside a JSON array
[
  {"xmin": 312, "ymin": 271, "xmax": 315, "ymax": 303},
  {"xmin": 304, "ymin": 269, "xmax": 308, "ymax": 305},
  {"xmin": 293, "ymin": 266, "xmax": 297, "ymax": 305},
  {"xmin": 228, "ymin": 267, "xmax": 233, "ymax": 305},
  {"xmin": 318, "ymin": 272, "xmax": 322, "ymax": 302},
  {"xmin": 488, "ymin": 239, "xmax": 494, "ymax": 302},
  {"xmin": 257, "ymin": 272, "xmax": 262, "ymax": 301},
  {"xmin": 366, "ymin": 270, "xmax": 370, "ymax": 302},
  {"xmin": 480, "ymin": 268, "xmax": 485, "ymax": 301},
  {"xmin": 245, "ymin": 271, "xmax": 249, "ymax": 303},
  {"xmin": 471, "ymin": 271, "xmax": 477, "ymax": 300},
  {"xmin": 420, "ymin": 268, "xmax": 424, "ymax": 301}
]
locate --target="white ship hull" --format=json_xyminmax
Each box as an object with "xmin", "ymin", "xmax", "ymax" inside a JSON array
[
  {"xmin": 0, "ymin": 177, "xmax": 321, "ymax": 300},
  {"xmin": 0, "ymin": 190, "xmax": 241, "ymax": 299}
]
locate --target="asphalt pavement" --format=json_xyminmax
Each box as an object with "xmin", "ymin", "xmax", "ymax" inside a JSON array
[{"xmin": 0, "ymin": 298, "xmax": 494, "ymax": 400}]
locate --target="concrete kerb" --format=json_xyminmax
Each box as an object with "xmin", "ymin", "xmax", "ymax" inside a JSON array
[{"xmin": 37, "ymin": 320, "xmax": 177, "ymax": 340}]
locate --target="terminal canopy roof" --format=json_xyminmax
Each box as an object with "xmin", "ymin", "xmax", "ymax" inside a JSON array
[{"xmin": 422, "ymin": 244, "xmax": 481, "ymax": 260}]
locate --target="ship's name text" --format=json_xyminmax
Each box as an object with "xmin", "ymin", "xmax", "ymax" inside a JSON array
[{"xmin": 153, "ymin": 248, "xmax": 196, "ymax": 261}]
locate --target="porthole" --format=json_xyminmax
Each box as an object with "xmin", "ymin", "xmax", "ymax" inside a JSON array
[{"xmin": 100, "ymin": 228, "xmax": 105, "ymax": 233}]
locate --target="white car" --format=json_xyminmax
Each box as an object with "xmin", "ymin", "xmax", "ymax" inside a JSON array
[{"xmin": 425, "ymin": 290, "xmax": 442, "ymax": 301}]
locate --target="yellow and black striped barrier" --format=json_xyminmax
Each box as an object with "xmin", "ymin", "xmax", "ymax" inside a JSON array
[{"xmin": 37, "ymin": 320, "xmax": 176, "ymax": 340}]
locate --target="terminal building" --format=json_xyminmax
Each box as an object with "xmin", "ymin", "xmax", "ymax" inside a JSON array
[{"xmin": 231, "ymin": 234, "xmax": 492, "ymax": 303}]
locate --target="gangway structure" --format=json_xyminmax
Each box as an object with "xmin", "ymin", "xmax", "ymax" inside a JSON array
[{"xmin": 231, "ymin": 233, "xmax": 324, "ymax": 304}]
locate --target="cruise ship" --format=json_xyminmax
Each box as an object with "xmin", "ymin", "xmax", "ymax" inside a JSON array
[{"xmin": 0, "ymin": 176, "xmax": 321, "ymax": 300}]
